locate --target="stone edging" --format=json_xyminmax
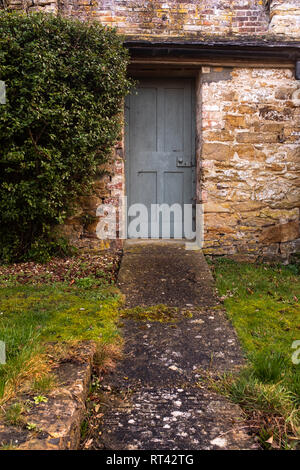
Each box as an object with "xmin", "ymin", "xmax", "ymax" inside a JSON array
[{"xmin": 0, "ymin": 342, "xmax": 97, "ymax": 450}]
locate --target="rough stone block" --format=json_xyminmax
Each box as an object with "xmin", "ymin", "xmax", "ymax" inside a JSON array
[
  {"xmin": 260, "ymin": 221, "xmax": 300, "ymax": 244},
  {"xmin": 202, "ymin": 143, "xmax": 232, "ymax": 161}
]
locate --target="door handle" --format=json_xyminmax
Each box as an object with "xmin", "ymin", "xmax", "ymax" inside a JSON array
[{"xmin": 176, "ymin": 158, "xmax": 192, "ymax": 167}]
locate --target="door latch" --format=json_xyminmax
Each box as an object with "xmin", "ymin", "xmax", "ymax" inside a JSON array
[{"xmin": 176, "ymin": 157, "xmax": 192, "ymax": 167}]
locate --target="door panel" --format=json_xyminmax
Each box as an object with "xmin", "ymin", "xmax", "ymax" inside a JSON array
[
  {"xmin": 164, "ymin": 88, "xmax": 184, "ymax": 152},
  {"xmin": 130, "ymin": 87, "xmax": 158, "ymax": 152},
  {"xmin": 125, "ymin": 78, "xmax": 195, "ymax": 239},
  {"xmin": 136, "ymin": 171, "xmax": 157, "ymax": 207},
  {"xmin": 163, "ymin": 172, "xmax": 184, "ymax": 206},
  {"xmin": 163, "ymin": 171, "xmax": 184, "ymax": 238}
]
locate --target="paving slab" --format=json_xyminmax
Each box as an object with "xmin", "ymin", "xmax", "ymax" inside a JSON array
[{"xmin": 118, "ymin": 241, "xmax": 216, "ymax": 308}]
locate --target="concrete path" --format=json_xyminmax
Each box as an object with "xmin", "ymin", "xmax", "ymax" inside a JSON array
[{"xmin": 96, "ymin": 242, "xmax": 257, "ymax": 450}]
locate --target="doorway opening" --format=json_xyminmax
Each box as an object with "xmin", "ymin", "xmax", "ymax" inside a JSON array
[{"xmin": 125, "ymin": 77, "xmax": 196, "ymax": 240}]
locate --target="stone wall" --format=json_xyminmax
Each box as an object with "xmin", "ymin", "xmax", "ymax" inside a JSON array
[
  {"xmin": 270, "ymin": 0, "xmax": 300, "ymax": 38},
  {"xmin": 201, "ymin": 66, "xmax": 300, "ymax": 261},
  {"xmin": 58, "ymin": 140, "xmax": 125, "ymax": 251}
]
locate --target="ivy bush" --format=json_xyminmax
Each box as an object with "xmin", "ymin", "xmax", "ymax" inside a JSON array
[{"xmin": 0, "ymin": 11, "xmax": 131, "ymax": 262}]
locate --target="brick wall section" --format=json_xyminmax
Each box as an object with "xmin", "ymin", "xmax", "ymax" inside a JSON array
[
  {"xmin": 87, "ymin": 0, "xmax": 270, "ymax": 38},
  {"xmin": 0, "ymin": 0, "xmax": 278, "ymax": 38},
  {"xmin": 7, "ymin": 0, "xmax": 300, "ymax": 40},
  {"xmin": 201, "ymin": 67, "xmax": 300, "ymax": 261},
  {"xmin": 6, "ymin": 0, "xmax": 300, "ymax": 39}
]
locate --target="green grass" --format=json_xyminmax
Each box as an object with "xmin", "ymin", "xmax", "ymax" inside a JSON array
[
  {"xmin": 0, "ymin": 275, "xmax": 122, "ymax": 405},
  {"xmin": 4, "ymin": 402, "xmax": 27, "ymax": 426},
  {"xmin": 32, "ymin": 374, "xmax": 57, "ymax": 394},
  {"xmin": 212, "ymin": 258, "xmax": 300, "ymax": 448}
]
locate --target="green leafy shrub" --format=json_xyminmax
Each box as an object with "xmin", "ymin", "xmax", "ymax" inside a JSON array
[{"xmin": 0, "ymin": 11, "xmax": 131, "ymax": 262}]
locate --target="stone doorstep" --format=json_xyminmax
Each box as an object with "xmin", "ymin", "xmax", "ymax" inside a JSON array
[{"xmin": 0, "ymin": 341, "xmax": 97, "ymax": 451}]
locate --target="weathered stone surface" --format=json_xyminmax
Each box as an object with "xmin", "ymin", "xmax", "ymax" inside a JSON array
[
  {"xmin": 260, "ymin": 221, "xmax": 300, "ymax": 244},
  {"xmin": 118, "ymin": 241, "xmax": 216, "ymax": 308},
  {"xmin": 99, "ymin": 386, "xmax": 257, "ymax": 450},
  {"xmin": 93, "ymin": 242, "xmax": 258, "ymax": 450},
  {"xmin": 204, "ymin": 202, "xmax": 232, "ymax": 214},
  {"xmin": 202, "ymin": 143, "xmax": 233, "ymax": 161},
  {"xmin": 270, "ymin": 0, "xmax": 300, "ymax": 37},
  {"xmin": 0, "ymin": 342, "xmax": 96, "ymax": 450},
  {"xmin": 201, "ymin": 67, "xmax": 300, "ymax": 261}
]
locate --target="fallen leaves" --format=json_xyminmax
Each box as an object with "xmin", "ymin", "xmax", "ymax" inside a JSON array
[
  {"xmin": 0, "ymin": 250, "xmax": 122, "ymax": 285},
  {"xmin": 265, "ymin": 435, "xmax": 273, "ymax": 445},
  {"xmin": 84, "ymin": 438, "xmax": 93, "ymax": 449}
]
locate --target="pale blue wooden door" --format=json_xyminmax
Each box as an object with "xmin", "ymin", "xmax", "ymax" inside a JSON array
[{"xmin": 125, "ymin": 79, "xmax": 195, "ymax": 238}]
